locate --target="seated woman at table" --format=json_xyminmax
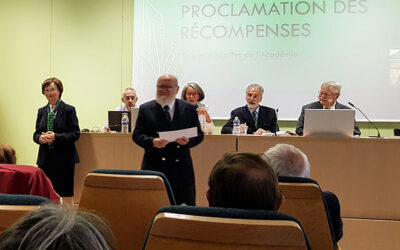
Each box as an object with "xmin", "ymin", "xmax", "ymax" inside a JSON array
[
  {"xmin": 181, "ymin": 82, "xmax": 214, "ymax": 134},
  {"xmin": 0, "ymin": 142, "xmax": 16, "ymax": 164},
  {"xmin": 33, "ymin": 77, "xmax": 80, "ymax": 205}
]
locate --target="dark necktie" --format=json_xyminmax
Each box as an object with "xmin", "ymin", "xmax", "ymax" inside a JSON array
[
  {"xmin": 252, "ymin": 110, "xmax": 258, "ymax": 127},
  {"xmin": 163, "ymin": 105, "xmax": 171, "ymax": 121}
]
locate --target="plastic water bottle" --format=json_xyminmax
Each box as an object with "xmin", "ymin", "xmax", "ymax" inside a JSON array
[
  {"xmin": 232, "ymin": 117, "xmax": 240, "ymax": 135},
  {"xmin": 121, "ymin": 113, "xmax": 129, "ymax": 133}
]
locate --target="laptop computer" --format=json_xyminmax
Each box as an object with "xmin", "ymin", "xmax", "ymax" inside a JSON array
[
  {"xmin": 108, "ymin": 108, "xmax": 139, "ymax": 132},
  {"xmin": 303, "ymin": 109, "xmax": 355, "ymax": 137},
  {"xmin": 108, "ymin": 111, "xmax": 130, "ymax": 132}
]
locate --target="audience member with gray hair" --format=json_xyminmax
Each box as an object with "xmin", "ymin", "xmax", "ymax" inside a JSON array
[
  {"xmin": 262, "ymin": 143, "xmax": 310, "ymax": 177},
  {"xmin": 295, "ymin": 80, "xmax": 360, "ymax": 136},
  {"xmin": 263, "ymin": 143, "xmax": 343, "ymax": 243},
  {"xmin": 0, "ymin": 204, "xmax": 116, "ymax": 250},
  {"xmin": 221, "ymin": 84, "xmax": 278, "ymax": 135}
]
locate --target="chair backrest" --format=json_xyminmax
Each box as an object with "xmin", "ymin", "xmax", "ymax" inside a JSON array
[
  {"xmin": 0, "ymin": 193, "xmax": 49, "ymax": 234},
  {"xmin": 394, "ymin": 128, "xmax": 400, "ymax": 136},
  {"xmin": 143, "ymin": 206, "xmax": 310, "ymax": 250},
  {"xmin": 79, "ymin": 169, "xmax": 175, "ymax": 250},
  {"xmin": 278, "ymin": 176, "xmax": 336, "ymax": 250}
]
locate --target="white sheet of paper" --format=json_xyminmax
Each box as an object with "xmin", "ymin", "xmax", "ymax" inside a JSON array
[{"xmin": 158, "ymin": 127, "xmax": 198, "ymax": 142}]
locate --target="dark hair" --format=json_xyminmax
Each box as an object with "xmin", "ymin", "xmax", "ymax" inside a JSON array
[
  {"xmin": 0, "ymin": 204, "xmax": 116, "ymax": 250},
  {"xmin": 41, "ymin": 77, "xmax": 63, "ymax": 98},
  {"xmin": 0, "ymin": 143, "xmax": 17, "ymax": 164},
  {"xmin": 208, "ymin": 152, "xmax": 282, "ymax": 211},
  {"xmin": 181, "ymin": 82, "xmax": 205, "ymax": 102}
]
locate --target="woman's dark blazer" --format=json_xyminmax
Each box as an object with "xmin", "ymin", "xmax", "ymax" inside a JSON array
[{"xmin": 33, "ymin": 101, "xmax": 80, "ymax": 166}]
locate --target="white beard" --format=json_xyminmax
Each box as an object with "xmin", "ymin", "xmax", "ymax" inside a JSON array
[{"xmin": 156, "ymin": 95, "xmax": 176, "ymax": 106}]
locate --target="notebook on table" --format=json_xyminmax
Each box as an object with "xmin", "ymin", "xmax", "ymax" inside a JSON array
[{"xmin": 108, "ymin": 108, "xmax": 139, "ymax": 132}]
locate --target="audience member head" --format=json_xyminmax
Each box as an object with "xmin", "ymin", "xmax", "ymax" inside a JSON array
[
  {"xmin": 246, "ymin": 84, "xmax": 264, "ymax": 110},
  {"xmin": 156, "ymin": 74, "xmax": 179, "ymax": 106},
  {"xmin": 207, "ymin": 152, "xmax": 283, "ymax": 211},
  {"xmin": 319, "ymin": 81, "xmax": 341, "ymax": 108},
  {"xmin": 181, "ymin": 82, "xmax": 205, "ymax": 105},
  {"xmin": 0, "ymin": 204, "xmax": 116, "ymax": 250},
  {"xmin": 0, "ymin": 143, "xmax": 17, "ymax": 164},
  {"xmin": 263, "ymin": 143, "xmax": 310, "ymax": 178},
  {"xmin": 121, "ymin": 87, "xmax": 138, "ymax": 110}
]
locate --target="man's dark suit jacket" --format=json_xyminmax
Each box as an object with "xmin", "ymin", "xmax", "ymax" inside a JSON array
[
  {"xmin": 221, "ymin": 105, "xmax": 278, "ymax": 134},
  {"xmin": 132, "ymin": 99, "xmax": 204, "ymax": 204},
  {"xmin": 295, "ymin": 101, "xmax": 361, "ymax": 136},
  {"xmin": 33, "ymin": 101, "xmax": 80, "ymax": 166},
  {"xmin": 323, "ymin": 191, "xmax": 343, "ymax": 243}
]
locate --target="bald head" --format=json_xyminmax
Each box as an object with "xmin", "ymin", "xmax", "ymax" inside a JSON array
[{"xmin": 156, "ymin": 74, "xmax": 179, "ymax": 106}]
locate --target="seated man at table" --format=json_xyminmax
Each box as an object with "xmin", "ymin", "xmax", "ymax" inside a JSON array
[
  {"xmin": 207, "ymin": 152, "xmax": 283, "ymax": 211},
  {"xmin": 103, "ymin": 88, "xmax": 139, "ymax": 131},
  {"xmin": 221, "ymin": 84, "xmax": 278, "ymax": 135},
  {"xmin": 263, "ymin": 143, "xmax": 343, "ymax": 243},
  {"xmin": 0, "ymin": 142, "xmax": 16, "ymax": 164},
  {"xmin": 295, "ymin": 81, "xmax": 360, "ymax": 136}
]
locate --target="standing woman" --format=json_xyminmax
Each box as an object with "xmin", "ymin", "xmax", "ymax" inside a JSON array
[
  {"xmin": 181, "ymin": 82, "xmax": 214, "ymax": 134},
  {"xmin": 33, "ymin": 77, "xmax": 80, "ymax": 204}
]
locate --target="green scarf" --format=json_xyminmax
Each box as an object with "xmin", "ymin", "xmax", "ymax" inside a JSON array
[{"xmin": 47, "ymin": 99, "xmax": 61, "ymax": 148}]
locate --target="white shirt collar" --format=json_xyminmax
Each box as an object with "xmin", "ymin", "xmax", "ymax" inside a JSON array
[
  {"xmin": 323, "ymin": 102, "xmax": 336, "ymax": 110},
  {"xmin": 247, "ymin": 105, "xmax": 260, "ymax": 114},
  {"xmin": 164, "ymin": 99, "xmax": 176, "ymax": 120}
]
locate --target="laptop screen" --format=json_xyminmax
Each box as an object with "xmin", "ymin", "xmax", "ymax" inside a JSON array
[
  {"xmin": 108, "ymin": 111, "xmax": 131, "ymax": 132},
  {"xmin": 304, "ymin": 109, "xmax": 355, "ymax": 137}
]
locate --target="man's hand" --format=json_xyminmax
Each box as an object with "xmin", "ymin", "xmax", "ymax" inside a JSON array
[
  {"xmin": 153, "ymin": 138, "xmax": 169, "ymax": 148},
  {"xmin": 254, "ymin": 128, "xmax": 269, "ymax": 135},
  {"xmin": 176, "ymin": 136, "xmax": 189, "ymax": 145}
]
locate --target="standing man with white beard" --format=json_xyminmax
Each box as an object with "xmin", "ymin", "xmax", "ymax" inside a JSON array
[
  {"xmin": 132, "ymin": 74, "xmax": 204, "ymax": 205},
  {"xmin": 295, "ymin": 81, "xmax": 361, "ymax": 136}
]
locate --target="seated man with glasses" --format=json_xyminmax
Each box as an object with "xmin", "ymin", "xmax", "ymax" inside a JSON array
[
  {"xmin": 295, "ymin": 81, "xmax": 361, "ymax": 136},
  {"xmin": 103, "ymin": 88, "xmax": 138, "ymax": 132}
]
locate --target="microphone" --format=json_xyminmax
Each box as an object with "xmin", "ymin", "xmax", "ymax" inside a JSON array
[
  {"xmin": 274, "ymin": 109, "xmax": 279, "ymax": 136},
  {"xmin": 348, "ymin": 102, "xmax": 381, "ymax": 138}
]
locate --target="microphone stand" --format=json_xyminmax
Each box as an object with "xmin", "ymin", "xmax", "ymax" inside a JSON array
[
  {"xmin": 274, "ymin": 109, "xmax": 279, "ymax": 136},
  {"xmin": 348, "ymin": 102, "xmax": 381, "ymax": 138}
]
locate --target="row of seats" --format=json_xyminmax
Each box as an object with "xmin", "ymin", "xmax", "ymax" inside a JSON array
[{"xmin": 0, "ymin": 169, "xmax": 338, "ymax": 250}]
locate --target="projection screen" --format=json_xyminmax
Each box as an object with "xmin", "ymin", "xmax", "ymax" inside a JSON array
[{"xmin": 132, "ymin": 0, "xmax": 400, "ymax": 121}]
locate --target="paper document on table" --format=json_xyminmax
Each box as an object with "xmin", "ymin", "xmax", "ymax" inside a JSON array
[{"xmin": 158, "ymin": 127, "xmax": 198, "ymax": 142}]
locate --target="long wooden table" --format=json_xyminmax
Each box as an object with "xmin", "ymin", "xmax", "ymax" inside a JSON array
[{"xmin": 75, "ymin": 133, "xmax": 400, "ymax": 250}]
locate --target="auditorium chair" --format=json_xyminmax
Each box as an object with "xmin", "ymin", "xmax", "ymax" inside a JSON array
[
  {"xmin": 143, "ymin": 205, "xmax": 310, "ymax": 250},
  {"xmin": 278, "ymin": 176, "xmax": 338, "ymax": 250},
  {"xmin": 394, "ymin": 128, "xmax": 400, "ymax": 136},
  {"xmin": 0, "ymin": 193, "xmax": 50, "ymax": 234},
  {"xmin": 79, "ymin": 169, "xmax": 176, "ymax": 250}
]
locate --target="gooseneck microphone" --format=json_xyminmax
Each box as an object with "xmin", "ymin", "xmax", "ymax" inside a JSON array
[
  {"xmin": 348, "ymin": 102, "xmax": 381, "ymax": 138},
  {"xmin": 274, "ymin": 109, "xmax": 279, "ymax": 136}
]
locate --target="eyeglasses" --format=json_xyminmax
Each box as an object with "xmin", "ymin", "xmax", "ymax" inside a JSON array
[
  {"xmin": 319, "ymin": 91, "xmax": 337, "ymax": 97},
  {"xmin": 124, "ymin": 96, "xmax": 137, "ymax": 100},
  {"xmin": 44, "ymin": 88, "xmax": 58, "ymax": 93},
  {"xmin": 157, "ymin": 85, "xmax": 177, "ymax": 90}
]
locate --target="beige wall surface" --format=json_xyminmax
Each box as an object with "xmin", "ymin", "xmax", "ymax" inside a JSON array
[
  {"xmin": 0, "ymin": 0, "xmax": 134, "ymax": 165},
  {"xmin": 0, "ymin": 0, "xmax": 399, "ymax": 166}
]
